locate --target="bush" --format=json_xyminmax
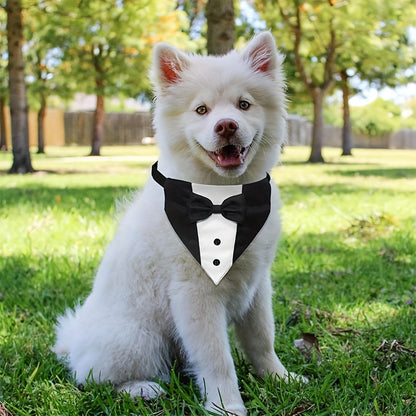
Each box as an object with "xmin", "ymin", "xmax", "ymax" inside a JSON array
[{"xmin": 351, "ymin": 98, "xmax": 401, "ymax": 137}]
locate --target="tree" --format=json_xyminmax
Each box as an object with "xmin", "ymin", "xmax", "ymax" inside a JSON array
[
  {"xmin": 180, "ymin": 0, "xmax": 254, "ymax": 55},
  {"xmin": 334, "ymin": 0, "xmax": 416, "ymax": 156},
  {"xmin": 0, "ymin": 94, "xmax": 6, "ymax": 151},
  {"xmin": 0, "ymin": 12, "xmax": 8, "ymax": 151},
  {"xmin": 25, "ymin": 3, "xmax": 70, "ymax": 154},
  {"xmin": 206, "ymin": 0, "xmax": 235, "ymax": 55},
  {"xmin": 57, "ymin": 0, "xmax": 190, "ymax": 156},
  {"xmin": 258, "ymin": 0, "xmax": 338, "ymax": 162},
  {"xmin": 257, "ymin": 0, "xmax": 416, "ymax": 161},
  {"xmin": 34, "ymin": 50, "xmax": 47, "ymax": 154},
  {"xmin": 339, "ymin": 69, "xmax": 352, "ymax": 155},
  {"xmin": 5, "ymin": 0, "xmax": 33, "ymax": 173}
]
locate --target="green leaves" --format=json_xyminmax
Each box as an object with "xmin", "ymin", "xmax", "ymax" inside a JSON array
[
  {"xmin": 257, "ymin": 0, "xmax": 416, "ymax": 113},
  {"xmin": 351, "ymin": 98, "xmax": 402, "ymax": 136}
]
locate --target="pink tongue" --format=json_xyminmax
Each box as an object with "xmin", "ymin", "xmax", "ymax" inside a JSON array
[
  {"xmin": 215, "ymin": 146, "xmax": 243, "ymax": 167},
  {"xmin": 216, "ymin": 153, "xmax": 243, "ymax": 167}
]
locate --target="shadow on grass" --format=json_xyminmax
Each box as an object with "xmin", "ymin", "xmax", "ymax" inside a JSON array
[
  {"xmin": 277, "ymin": 182, "xmax": 413, "ymax": 208},
  {"xmin": 0, "ymin": 185, "xmax": 138, "ymax": 212},
  {"xmin": 276, "ymin": 226, "xmax": 416, "ymax": 307},
  {"xmin": 280, "ymin": 159, "xmax": 383, "ymax": 167},
  {"xmin": 330, "ymin": 167, "xmax": 416, "ymax": 179},
  {"xmin": 0, "ymin": 254, "xmax": 95, "ymax": 317}
]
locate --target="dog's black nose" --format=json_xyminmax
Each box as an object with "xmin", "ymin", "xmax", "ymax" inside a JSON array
[{"xmin": 215, "ymin": 119, "xmax": 239, "ymax": 139}]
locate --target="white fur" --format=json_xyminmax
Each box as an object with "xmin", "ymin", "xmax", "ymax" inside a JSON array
[{"xmin": 54, "ymin": 32, "xmax": 306, "ymax": 416}]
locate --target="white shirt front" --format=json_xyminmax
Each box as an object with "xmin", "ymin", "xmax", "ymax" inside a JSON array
[{"xmin": 192, "ymin": 183, "xmax": 243, "ymax": 285}]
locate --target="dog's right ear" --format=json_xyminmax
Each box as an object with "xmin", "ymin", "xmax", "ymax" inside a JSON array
[{"xmin": 151, "ymin": 43, "xmax": 191, "ymax": 90}]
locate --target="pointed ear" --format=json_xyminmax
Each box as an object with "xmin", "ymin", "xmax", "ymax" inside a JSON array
[
  {"xmin": 242, "ymin": 32, "xmax": 281, "ymax": 75},
  {"xmin": 151, "ymin": 43, "xmax": 191, "ymax": 90}
]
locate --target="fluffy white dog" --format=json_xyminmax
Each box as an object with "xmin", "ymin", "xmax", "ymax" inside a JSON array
[{"xmin": 54, "ymin": 32, "xmax": 305, "ymax": 416}]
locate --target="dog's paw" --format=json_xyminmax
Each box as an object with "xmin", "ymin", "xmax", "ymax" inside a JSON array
[
  {"xmin": 206, "ymin": 400, "xmax": 247, "ymax": 416},
  {"xmin": 117, "ymin": 380, "xmax": 165, "ymax": 400},
  {"xmin": 285, "ymin": 371, "xmax": 309, "ymax": 384}
]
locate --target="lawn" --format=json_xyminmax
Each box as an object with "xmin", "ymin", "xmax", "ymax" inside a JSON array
[{"xmin": 0, "ymin": 146, "xmax": 415, "ymax": 416}]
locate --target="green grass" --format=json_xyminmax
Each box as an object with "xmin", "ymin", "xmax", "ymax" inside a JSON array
[{"xmin": 1, "ymin": 146, "xmax": 415, "ymax": 416}]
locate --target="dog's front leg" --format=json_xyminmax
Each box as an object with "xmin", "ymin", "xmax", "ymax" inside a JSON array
[
  {"xmin": 170, "ymin": 284, "xmax": 247, "ymax": 416},
  {"xmin": 235, "ymin": 277, "xmax": 307, "ymax": 383}
]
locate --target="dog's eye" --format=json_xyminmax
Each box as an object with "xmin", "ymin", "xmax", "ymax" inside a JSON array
[
  {"xmin": 239, "ymin": 100, "xmax": 251, "ymax": 111},
  {"xmin": 195, "ymin": 105, "xmax": 208, "ymax": 115}
]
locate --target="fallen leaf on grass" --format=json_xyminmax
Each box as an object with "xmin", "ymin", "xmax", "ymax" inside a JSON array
[
  {"xmin": 347, "ymin": 212, "xmax": 398, "ymax": 241},
  {"xmin": 370, "ymin": 374, "xmax": 379, "ymax": 389},
  {"xmin": 282, "ymin": 400, "xmax": 316, "ymax": 416},
  {"xmin": 294, "ymin": 332, "xmax": 322, "ymax": 364},
  {"xmin": 0, "ymin": 402, "xmax": 13, "ymax": 416},
  {"xmin": 376, "ymin": 339, "xmax": 416, "ymax": 369},
  {"xmin": 291, "ymin": 403, "xmax": 316, "ymax": 415},
  {"xmin": 377, "ymin": 339, "xmax": 416, "ymax": 356},
  {"xmin": 329, "ymin": 327, "xmax": 362, "ymax": 336}
]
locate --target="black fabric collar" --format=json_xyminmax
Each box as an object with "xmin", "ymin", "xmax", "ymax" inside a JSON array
[
  {"xmin": 152, "ymin": 161, "xmax": 271, "ymax": 275},
  {"xmin": 152, "ymin": 161, "xmax": 270, "ymax": 192}
]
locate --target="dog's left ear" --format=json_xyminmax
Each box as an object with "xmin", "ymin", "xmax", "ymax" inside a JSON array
[
  {"xmin": 242, "ymin": 32, "xmax": 282, "ymax": 76},
  {"xmin": 151, "ymin": 43, "xmax": 191, "ymax": 91}
]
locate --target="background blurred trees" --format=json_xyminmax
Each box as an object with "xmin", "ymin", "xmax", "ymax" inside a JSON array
[
  {"xmin": 335, "ymin": 1, "xmax": 416, "ymax": 155},
  {"xmin": 1, "ymin": 0, "xmax": 191, "ymax": 167},
  {"xmin": 1, "ymin": 0, "xmax": 415, "ymax": 171},
  {"xmin": 25, "ymin": 3, "xmax": 68, "ymax": 154},
  {"xmin": 49, "ymin": 0, "xmax": 191, "ymax": 156},
  {"xmin": 257, "ymin": 0, "xmax": 416, "ymax": 162}
]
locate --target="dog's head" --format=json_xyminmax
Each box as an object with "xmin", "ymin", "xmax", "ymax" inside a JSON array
[{"xmin": 151, "ymin": 32, "xmax": 286, "ymax": 183}]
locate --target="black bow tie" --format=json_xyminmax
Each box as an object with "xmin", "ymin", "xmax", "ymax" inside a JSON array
[
  {"xmin": 187, "ymin": 193, "xmax": 246, "ymax": 224},
  {"xmin": 151, "ymin": 162, "xmax": 271, "ymax": 265}
]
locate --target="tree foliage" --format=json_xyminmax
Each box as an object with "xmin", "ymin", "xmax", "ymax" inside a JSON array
[
  {"xmin": 0, "ymin": 0, "xmax": 194, "ymax": 158},
  {"xmin": 259, "ymin": 0, "xmax": 339, "ymax": 162},
  {"xmin": 351, "ymin": 98, "xmax": 402, "ymax": 137},
  {"xmin": 256, "ymin": 0, "xmax": 416, "ymax": 161},
  {"xmin": 1, "ymin": 0, "xmax": 415, "ymax": 162},
  {"xmin": 25, "ymin": 4, "xmax": 71, "ymax": 153},
  {"xmin": 50, "ymin": 0, "xmax": 190, "ymax": 155},
  {"xmin": 334, "ymin": 0, "xmax": 416, "ymax": 155}
]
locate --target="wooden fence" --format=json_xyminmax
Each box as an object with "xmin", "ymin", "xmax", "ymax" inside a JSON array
[
  {"xmin": 2, "ymin": 107, "xmax": 65, "ymax": 147},
  {"xmin": 64, "ymin": 111, "xmax": 154, "ymax": 146},
  {"xmin": 287, "ymin": 115, "xmax": 416, "ymax": 150},
  {"xmin": 63, "ymin": 112, "xmax": 416, "ymax": 149},
  {"xmin": 2, "ymin": 109, "xmax": 416, "ymax": 149}
]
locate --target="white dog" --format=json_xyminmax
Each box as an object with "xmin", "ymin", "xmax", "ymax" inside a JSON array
[{"xmin": 54, "ymin": 32, "xmax": 305, "ymax": 416}]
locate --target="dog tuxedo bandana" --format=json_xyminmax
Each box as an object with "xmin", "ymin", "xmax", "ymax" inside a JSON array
[{"xmin": 152, "ymin": 162, "xmax": 271, "ymax": 285}]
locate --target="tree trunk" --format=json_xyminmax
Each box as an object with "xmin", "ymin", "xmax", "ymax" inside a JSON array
[
  {"xmin": 340, "ymin": 70, "xmax": 353, "ymax": 156},
  {"xmin": 6, "ymin": 0, "xmax": 34, "ymax": 173},
  {"xmin": 206, "ymin": 0, "xmax": 235, "ymax": 55},
  {"xmin": 37, "ymin": 92, "xmax": 46, "ymax": 154},
  {"xmin": 0, "ymin": 98, "xmax": 7, "ymax": 151},
  {"xmin": 308, "ymin": 88, "xmax": 325, "ymax": 163},
  {"xmin": 90, "ymin": 93, "xmax": 104, "ymax": 156}
]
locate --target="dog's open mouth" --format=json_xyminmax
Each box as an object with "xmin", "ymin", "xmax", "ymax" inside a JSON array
[{"xmin": 207, "ymin": 145, "xmax": 250, "ymax": 168}]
